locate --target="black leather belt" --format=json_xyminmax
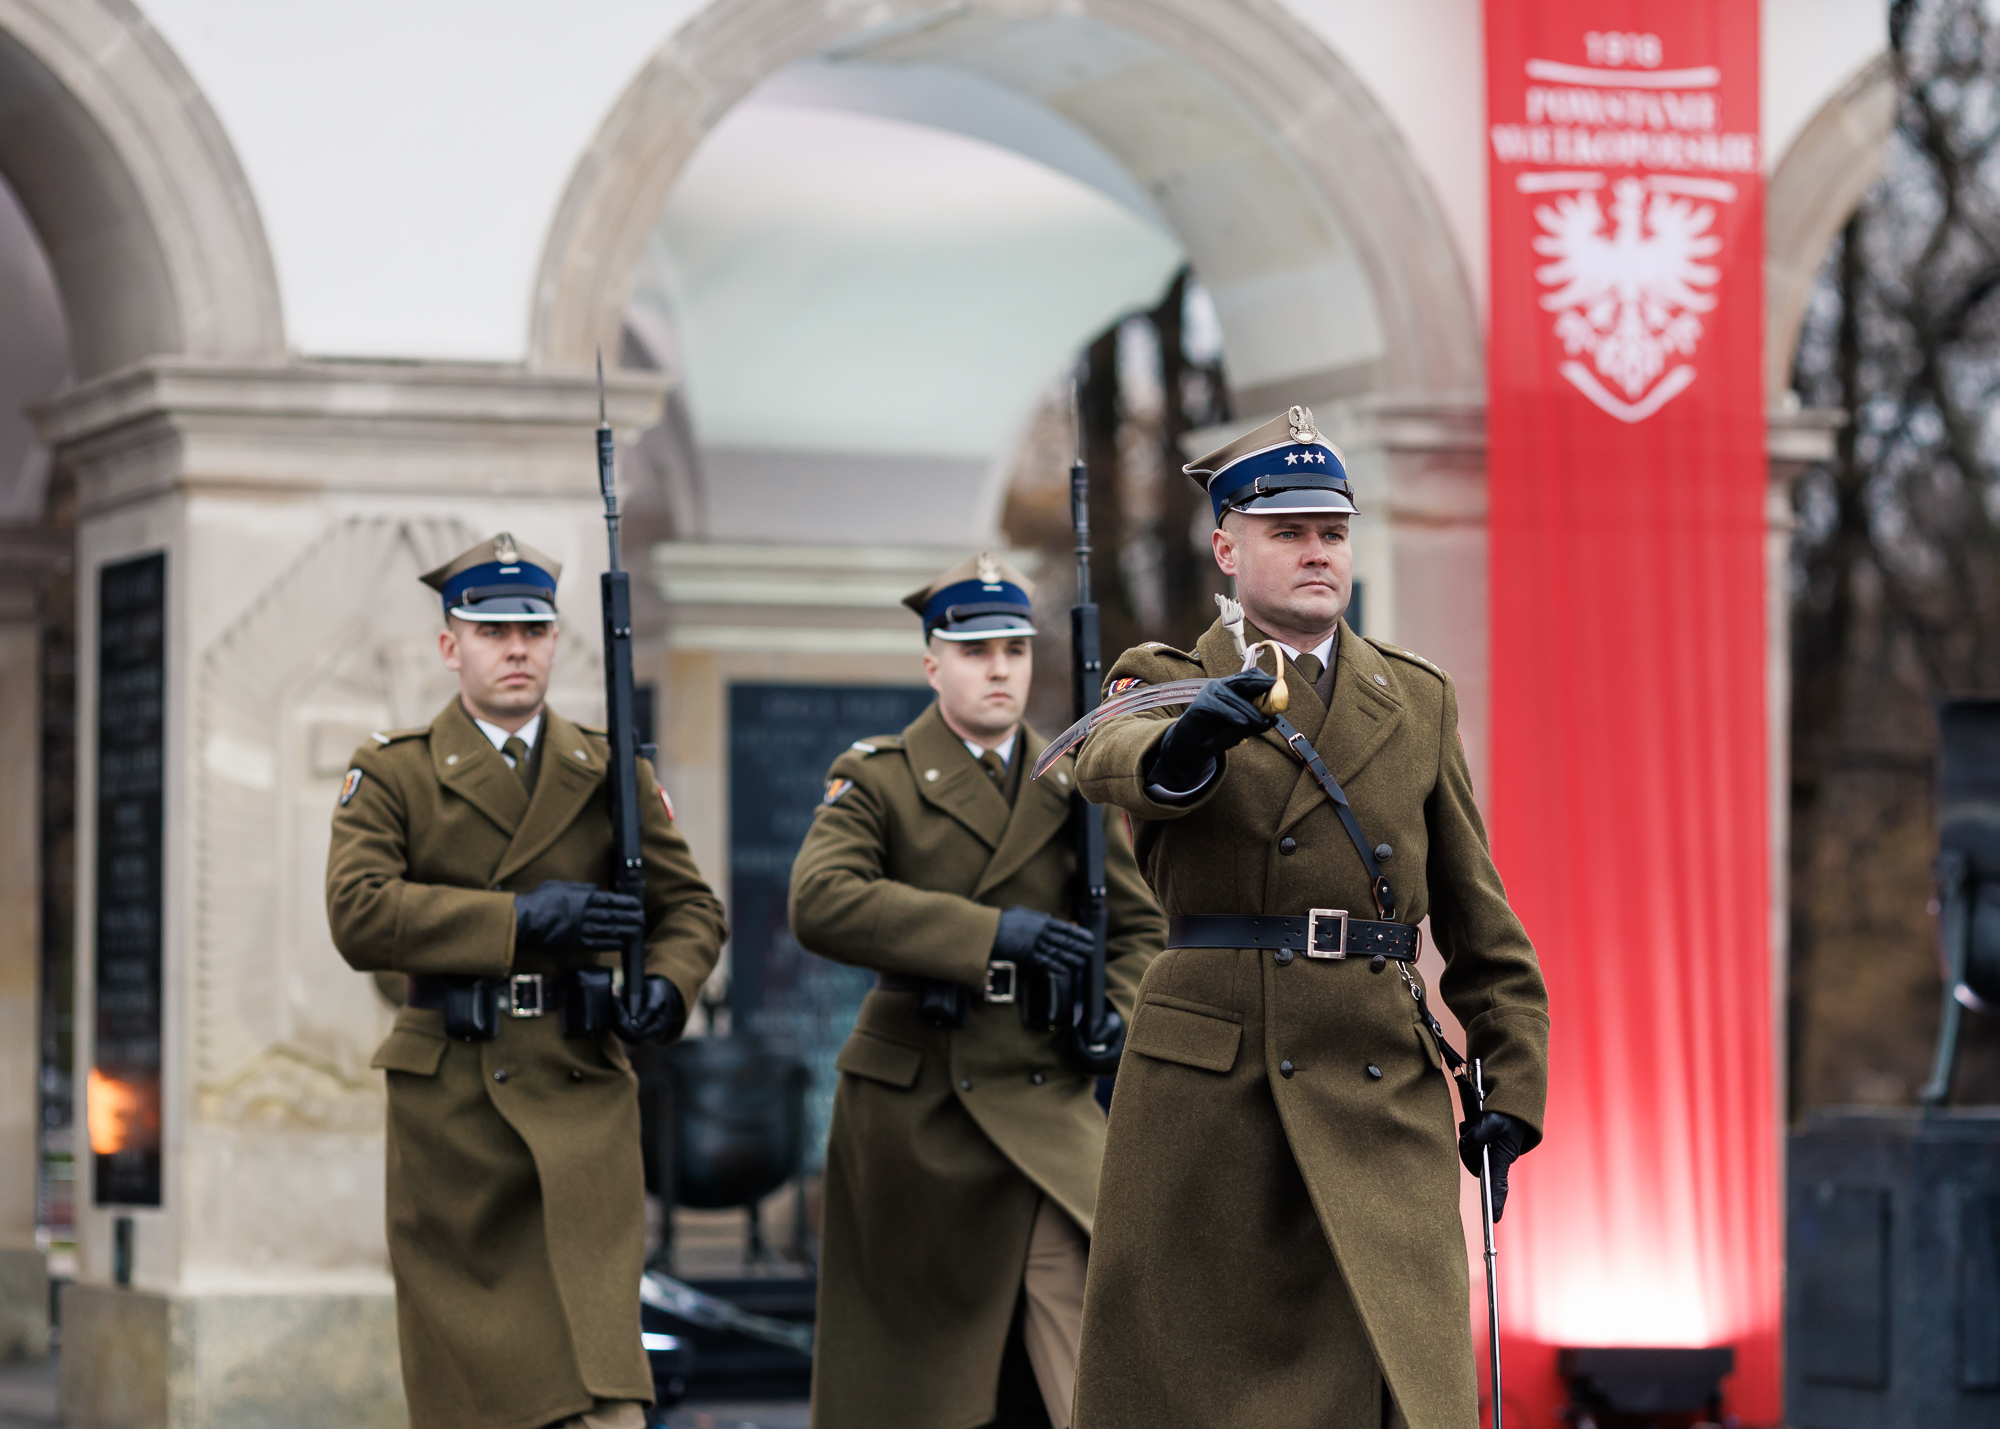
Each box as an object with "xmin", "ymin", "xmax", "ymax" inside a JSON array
[
  {"xmin": 1167, "ymin": 913, "xmax": 1420, "ymax": 962},
  {"xmin": 407, "ymin": 973, "xmax": 562, "ymax": 1018},
  {"xmin": 877, "ymin": 969, "xmax": 1017, "ymax": 1003}
]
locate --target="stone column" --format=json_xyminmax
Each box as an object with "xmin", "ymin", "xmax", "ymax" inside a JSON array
[
  {"xmin": 0, "ymin": 533, "xmax": 63, "ymax": 1362},
  {"xmin": 33, "ymin": 357, "xmax": 667, "ymax": 1429},
  {"xmin": 1326, "ymin": 397, "xmax": 1492, "ymax": 789}
]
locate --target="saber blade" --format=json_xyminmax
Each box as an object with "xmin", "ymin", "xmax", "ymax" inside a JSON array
[
  {"xmin": 1476, "ymin": 1058, "xmax": 1502, "ymax": 1429},
  {"xmin": 1029, "ymin": 679, "xmax": 1212, "ymax": 779}
]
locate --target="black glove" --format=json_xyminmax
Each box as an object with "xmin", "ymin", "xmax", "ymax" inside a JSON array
[
  {"xmin": 992, "ymin": 907, "xmax": 1094, "ymax": 978},
  {"xmin": 514, "ymin": 880, "xmax": 646, "ymax": 958},
  {"xmin": 1147, "ymin": 667, "xmax": 1278, "ymax": 793},
  {"xmin": 615, "ymin": 975, "xmax": 687, "ymax": 1044},
  {"xmin": 1059, "ymin": 1005, "xmax": 1126, "ymax": 1078},
  {"xmin": 1458, "ymin": 1110, "xmax": 1531, "ymax": 1222}
]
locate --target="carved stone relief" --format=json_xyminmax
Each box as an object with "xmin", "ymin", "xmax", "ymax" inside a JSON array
[{"xmin": 193, "ymin": 516, "xmax": 606, "ymax": 1126}]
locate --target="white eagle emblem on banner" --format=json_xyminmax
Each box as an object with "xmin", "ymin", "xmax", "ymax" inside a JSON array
[{"xmin": 1531, "ymin": 175, "xmax": 1724, "ymax": 423}]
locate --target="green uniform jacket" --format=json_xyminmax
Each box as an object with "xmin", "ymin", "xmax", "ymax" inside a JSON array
[
  {"xmin": 325, "ymin": 698, "xmax": 726, "ymax": 1429},
  {"xmin": 789, "ymin": 701, "xmax": 1165, "ymax": 1429},
  {"xmin": 1070, "ymin": 618, "xmax": 1549, "ymax": 1429}
]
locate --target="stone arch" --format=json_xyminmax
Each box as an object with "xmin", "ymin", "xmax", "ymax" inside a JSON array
[
  {"xmin": 1765, "ymin": 54, "xmax": 1896, "ymax": 401},
  {"xmin": 529, "ymin": 0, "xmax": 1480, "ymax": 404},
  {"xmin": 0, "ymin": 0, "xmax": 283, "ymax": 378}
]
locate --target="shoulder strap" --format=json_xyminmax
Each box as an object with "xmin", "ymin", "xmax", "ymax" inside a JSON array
[{"xmin": 1271, "ymin": 712, "xmax": 1396, "ymax": 919}]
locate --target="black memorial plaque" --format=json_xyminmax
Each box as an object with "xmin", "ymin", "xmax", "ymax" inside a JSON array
[
  {"xmin": 92, "ymin": 553, "xmax": 166, "ymax": 1206},
  {"xmin": 728, "ymin": 682, "xmax": 933, "ymax": 1166}
]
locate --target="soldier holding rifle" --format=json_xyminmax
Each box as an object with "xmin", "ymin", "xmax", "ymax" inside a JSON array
[
  {"xmin": 790, "ymin": 553, "xmax": 1165, "ymax": 1429},
  {"xmin": 1064, "ymin": 408, "xmax": 1549, "ymax": 1429},
  {"xmin": 325, "ymin": 533, "xmax": 725, "ymax": 1429}
]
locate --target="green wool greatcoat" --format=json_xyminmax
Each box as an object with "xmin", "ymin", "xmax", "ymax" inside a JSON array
[
  {"xmin": 325, "ymin": 698, "xmax": 726, "ymax": 1429},
  {"xmin": 788, "ymin": 701, "xmax": 1165, "ymax": 1429},
  {"xmin": 1070, "ymin": 618, "xmax": 1549, "ymax": 1429}
]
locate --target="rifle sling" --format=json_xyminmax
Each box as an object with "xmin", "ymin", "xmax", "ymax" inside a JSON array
[{"xmin": 1267, "ymin": 711, "xmax": 1470, "ymax": 1085}]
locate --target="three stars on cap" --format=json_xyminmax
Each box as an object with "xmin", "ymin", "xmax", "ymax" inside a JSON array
[{"xmin": 1283, "ymin": 451, "xmax": 1329, "ymax": 466}]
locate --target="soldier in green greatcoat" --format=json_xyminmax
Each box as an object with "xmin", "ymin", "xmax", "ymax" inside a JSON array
[
  {"xmin": 789, "ymin": 554, "xmax": 1165, "ymax": 1429},
  {"xmin": 1069, "ymin": 410, "xmax": 1550, "ymax": 1429},
  {"xmin": 325, "ymin": 534, "xmax": 726, "ymax": 1429}
]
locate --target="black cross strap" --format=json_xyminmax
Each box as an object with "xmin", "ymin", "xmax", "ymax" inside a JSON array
[
  {"xmin": 1266, "ymin": 712, "xmax": 1471, "ymax": 1086},
  {"xmin": 1271, "ymin": 713, "xmax": 1396, "ymax": 920}
]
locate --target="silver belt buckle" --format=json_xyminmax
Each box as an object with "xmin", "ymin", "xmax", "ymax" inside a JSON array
[
  {"xmin": 507, "ymin": 973, "xmax": 547, "ymax": 1017},
  {"xmin": 985, "ymin": 961, "xmax": 1017, "ymax": 1005},
  {"xmin": 1305, "ymin": 909, "xmax": 1348, "ymax": 959}
]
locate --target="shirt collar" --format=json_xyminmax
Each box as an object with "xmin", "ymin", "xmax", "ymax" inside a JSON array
[
  {"xmin": 1272, "ymin": 632, "xmax": 1337, "ymax": 668},
  {"xmin": 963, "ymin": 730, "xmax": 1018, "ymax": 768},
  {"xmin": 472, "ymin": 711, "xmax": 542, "ymax": 760}
]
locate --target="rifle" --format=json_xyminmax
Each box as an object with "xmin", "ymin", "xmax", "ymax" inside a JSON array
[
  {"xmin": 595, "ymin": 352, "xmax": 647, "ymax": 1019},
  {"xmin": 1060, "ymin": 382, "xmax": 1119, "ymax": 1074}
]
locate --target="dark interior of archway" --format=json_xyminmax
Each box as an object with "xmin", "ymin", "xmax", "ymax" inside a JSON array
[
  {"xmin": 1786, "ymin": 0, "xmax": 2000, "ymax": 1115},
  {"xmin": 0, "ymin": 28, "xmax": 179, "ymax": 379},
  {"xmin": 1004, "ymin": 266, "xmax": 1232, "ymax": 736}
]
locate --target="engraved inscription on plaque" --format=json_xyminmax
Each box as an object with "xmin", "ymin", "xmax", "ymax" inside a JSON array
[
  {"xmin": 92, "ymin": 553, "xmax": 166, "ymax": 1207},
  {"xmin": 728, "ymin": 682, "xmax": 933, "ymax": 1165}
]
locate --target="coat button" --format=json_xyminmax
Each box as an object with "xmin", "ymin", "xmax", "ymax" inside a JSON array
[
  {"xmin": 1274, "ymin": 948, "xmax": 1294, "ymax": 966},
  {"xmin": 1375, "ymin": 843, "xmax": 1392, "ymax": 861},
  {"xmin": 959, "ymin": 1078, "xmax": 972, "ymax": 1091},
  {"xmin": 926, "ymin": 769, "xmax": 941, "ymax": 782},
  {"xmin": 1031, "ymin": 1072, "xmax": 1045, "ymax": 1086},
  {"xmin": 493, "ymin": 1068, "xmax": 509, "ymax": 1083},
  {"xmin": 1279, "ymin": 1060, "xmax": 1295, "ymax": 1079},
  {"xmin": 1366, "ymin": 1064, "xmax": 1383, "ymax": 1080},
  {"xmin": 1374, "ymin": 673, "xmax": 1388, "ymax": 686},
  {"xmin": 1279, "ymin": 837, "xmax": 1296, "ymax": 855},
  {"xmin": 569, "ymin": 1069, "xmax": 583, "ymax": 1083}
]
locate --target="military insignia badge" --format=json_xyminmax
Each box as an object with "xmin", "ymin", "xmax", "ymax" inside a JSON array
[
  {"xmin": 823, "ymin": 777, "xmax": 855, "ymax": 806},
  {"xmin": 659, "ymin": 784, "xmax": 676, "ymax": 821},
  {"xmin": 339, "ymin": 768, "xmax": 364, "ymax": 806},
  {"xmin": 1108, "ymin": 677, "xmax": 1145, "ymax": 695}
]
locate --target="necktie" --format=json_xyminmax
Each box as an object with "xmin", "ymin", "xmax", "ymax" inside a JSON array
[
  {"xmin": 502, "ymin": 736, "xmax": 532, "ymax": 790},
  {"xmin": 1294, "ymin": 654, "xmax": 1324, "ymax": 688},
  {"xmin": 981, "ymin": 750, "xmax": 1007, "ymax": 784}
]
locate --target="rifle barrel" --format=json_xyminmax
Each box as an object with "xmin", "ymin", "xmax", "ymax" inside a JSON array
[
  {"xmin": 596, "ymin": 353, "xmax": 645, "ymax": 1015},
  {"xmin": 1069, "ymin": 433, "xmax": 1109, "ymax": 1046}
]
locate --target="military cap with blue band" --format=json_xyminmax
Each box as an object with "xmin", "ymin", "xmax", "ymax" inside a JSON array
[
  {"xmin": 1185, "ymin": 404, "xmax": 1358, "ymax": 522},
  {"xmin": 420, "ymin": 533, "xmax": 563, "ymax": 622},
  {"xmin": 903, "ymin": 551, "xmax": 1038, "ymax": 642}
]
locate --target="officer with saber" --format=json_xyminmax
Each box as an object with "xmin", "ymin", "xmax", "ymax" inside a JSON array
[{"xmin": 1064, "ymin": 405, "xmax": 1547, "ymax": 1429}]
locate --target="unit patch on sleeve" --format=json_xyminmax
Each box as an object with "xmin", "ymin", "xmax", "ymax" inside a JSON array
[
  {"xmin": 822, "ymin": 777, "xmax": 855, "ymax": 807},
  {"xmin": 339, "ymin": 768, "xmax": 364, "ymax": 806},
  {"xmin": 659, "ymin": 784, "xmax": 676, "ymax": 821},
  {"xmin": 1108, "ymin": 677, "xmax": 1146, "ymax": 695}
]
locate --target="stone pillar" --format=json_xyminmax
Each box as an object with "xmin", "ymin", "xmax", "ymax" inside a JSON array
[
  {"xmin": 0, "ymin": 537, "xmax": 59, "ymax": 1362},
  {"xmin": 33, "ymin": 357, "xmax": 667, "ymax": 1429},
  {"xmin": 1327, "ymin": 397, "xmax": 1492, "ymax": 791}
]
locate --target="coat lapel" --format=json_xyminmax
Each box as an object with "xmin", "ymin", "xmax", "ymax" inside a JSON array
[
  {"xmin": 490, "ymin": 708, "xmax": 605, "ymax": 887},
  {"xmin": 431, "ymin": 699, "xmax": 527, "ymax": 838},
  {"xmin": 972, "ymin": 726, "xmax": 1076, "ymax": 900},
  {"xmin": 906, "ymin": 702, "xmax": 1009, "ymax": 850},
  {"xmin": 1274, "ymin": 622, "xmax": 1405, "ymax": 836}
]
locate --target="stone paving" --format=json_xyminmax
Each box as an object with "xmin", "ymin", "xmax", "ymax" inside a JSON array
[
  {"xmin": 0, "ymin": 1359, "xmax": 55, "ymax": 1429},
  {"xmin": 0, "ymin": 1355, "xmax": 810, "ymax": 1429}
]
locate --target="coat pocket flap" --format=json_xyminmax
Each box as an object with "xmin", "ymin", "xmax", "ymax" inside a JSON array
[
  {"xmin": 1130, "ymin": 998, "xmax": 1242, "ymax": 1073},
  {"xmin": 371, "ymin": 1028, "xmax": 447, "ymax": 1076},
  {"xmin": 835, "ymin": 1031, "xmax": 922, "ymax": 1088}
]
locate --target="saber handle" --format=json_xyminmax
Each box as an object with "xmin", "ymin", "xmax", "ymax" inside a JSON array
[{"xmin": 1475, "ymin": 1058, "xmax": 1502, "ymax": 1429}]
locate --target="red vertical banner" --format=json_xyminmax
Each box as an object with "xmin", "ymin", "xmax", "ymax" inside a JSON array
[{"xmin": 1484, "ymin": 5, "xmax": 1777, "ymax": 1426}]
